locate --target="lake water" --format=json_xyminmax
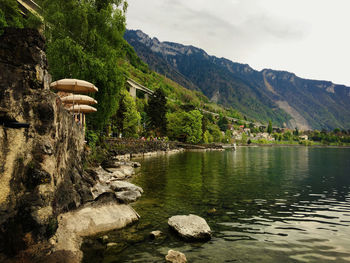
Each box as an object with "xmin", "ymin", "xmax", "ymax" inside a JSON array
[{"xmin": 83, "ymin": 147, "xmax": 350, "ymax": 263}]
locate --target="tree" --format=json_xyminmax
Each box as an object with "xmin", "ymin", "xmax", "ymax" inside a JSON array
[
  {"xmin": 112, "ymin": 94, "xmax": 126, "ymax": 136},
  {"xmin": 283, "ymin": 131, "xmax": 293, "ymax": 141},
  {"xmin": 0, "ymin": 0, "xmax": 24, "ymax": 28},
  {"xmin": 267, "ymin": 120, "xmax": 273, "ymax": 134},
  {"xmin": 203, "ymin": 130, "xmax": 213, "ymax": 144},
  {"xmin": 38, "ymin": 0, "xmax": 128, "ymax": 131},
  {"xmin": 0, "ymin": 0, "xmax": 42, "ymax": 33},
  {"xmin": 112, "ymin": 90, "xmax": 141, "ymax": 138},
  {"xmin": 293, "ymin": 127, "xmax": 299, "ymax": 136},
  {"xmin": 146, "ymin": 88, "xmax": 167, "ymax": 136},
  {"xmin": 241, "ymin": 132, "xmax": 248, "ymax": 144},
  {"xmin": 207, "ymin": 123, "xmax": 222, "ymax": 142},
  {"xmin": 224, "ymin": 130, "xmax": 232, "ymax": 143},
  {"xmin": 217, "ymin": 115, "xmax": 229, "ymax": 131},
  {"xmin": 167, "ymin": 110, "xmax": 203, "ymax": 143}
]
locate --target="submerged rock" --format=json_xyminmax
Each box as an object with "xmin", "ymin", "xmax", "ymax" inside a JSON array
[
  {"xmin": 165, "ymin": 249, "xmax": 187, "ymax": 263},
  {"xmin": 168, "ymin": 214, "xmax": 212, "ymax": 241},
  {"xmin": 106, "ymin": 242, "xmax": 118, "ymax": 248},
  {"xmin": 150, "ymin": 230, "xmax": 163, "ymax": 239},
  {"xmin": 207, "ymin": 208, "xmax": 217, "ymax": 214}
]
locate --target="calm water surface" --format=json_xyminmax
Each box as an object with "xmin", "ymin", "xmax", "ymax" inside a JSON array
[{"xmin": 83, "ymin": 147, "xmax": 350, "ymax": 262}]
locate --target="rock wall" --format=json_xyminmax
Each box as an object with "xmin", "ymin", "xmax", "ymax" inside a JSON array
[{"xmin": 0, "ymin": 28, "xmax": 91, "ymax": 258}]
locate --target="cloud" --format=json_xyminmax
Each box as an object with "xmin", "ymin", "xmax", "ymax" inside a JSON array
[{"xmin": 127, "ymin": 0, "xmax": 307, "ymax": 49}]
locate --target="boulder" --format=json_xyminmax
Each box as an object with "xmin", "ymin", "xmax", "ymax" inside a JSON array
[
  {"xmin": 165, "ymin": 250, "xmax": 187, "ymax": 263},
  {"xmin": 53, "ymin": 203, "xmax": 140, "ymax": 260},
  {"xmin": 110, "ymin": 181, "xmax": 143, "ymax": 194},
  {"xmin": 105, "ymin": 168, "xmax": 128, "ymax": 180},
  {"xmin": 115, "ymin": 190, "xmax": 142, "ymax": 204},
  {"xmin": 168, "ymin": 214, "xmax": 211, "ymax": 241},
  {"xmin": 120, "ymin": 166, "xmax": 135, "ymax": 177},
  {"xmin": 94, "ymin": 165, "xmax": 135, "ymax": 182},
  {"xmin": 91, "ymin": 182, "xmax": 113, "ymax": 199}
]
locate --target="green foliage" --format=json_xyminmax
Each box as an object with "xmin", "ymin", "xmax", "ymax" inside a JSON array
[
  {"xmin": 267, "ymin": 120, "xmax": 272, "ymax": 134},
  {"xmin": 0, "ymin": 0, "xmax": 24, "ymax": 28},
  {"xmin": 39, "ymin": 0, "xmax": 128, "ymax": 131},
  {"xmin": 203, "ymin": 130, "xmax": 212, "ymax": 144},
  {"xmin": 207, "ymin": 123, "xmax": 222, "ymax": 142},
  {"xmin": 282, "ymin": 131, "xmax": 293, "ymax": 141},
  {"xmin": 122, "ymin": 91, "xmax": 141, "ymax": 137},
  {"xmin": 146, "ymin": 87, "xmax": 167, "ymax": 136},
  {"xmin": 112, "ymin": 93, "xmax": 126, "ymax": 136},
  {"xmin": 224, "ymin": 130, "xmax": 232, "ymax": 143},
  {"xmin": 273, "ymin": 132, "xmax": 282, "ymax": 141},
  {"xmin": 241, "ymin": 132, "xmax": 248, "ymax": 144},
  {"xmin": 0, "ymin": 9, "xmax": 8, "ymax": 30},
  {"xmin": 112, "ymin": 90, "xmax": 141, "ymax": 138},
  {"xmin": 86, "ymin": 130, "xmax": 99, "ymax": 148},
  {"xmin": 333, "ymin": 128, "xmax": 340, "ymax": 133},
  {"xmin": 299, "ymin": 140, "xmax": 312, "ymax": 146},
  {"xmin": 25, "ymin": 13, "xmax": 43, "ymax": 29},
  {"xmin": 218, "ymin": 115, "xmax": 229, "ymax": 131},
  {"xmin": 167, "ymin": 110, "xmax": 203, "ymax": 143},
  {"xmin": 0, "ymin": 0, "xmax": 42, "ymax": 32},
  {"xmin": 293, "ymin": 127, "xmax": 299, "ymax": 136}
]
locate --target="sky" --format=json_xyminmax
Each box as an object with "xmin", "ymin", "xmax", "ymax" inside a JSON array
[{"xmin": 126, "ymin": 0, "xmax": 350, "ymax": 86}]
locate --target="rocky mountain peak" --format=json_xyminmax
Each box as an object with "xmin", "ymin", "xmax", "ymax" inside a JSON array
[
  {"xmin": 126, "ymin": 29, "xmax": 205, "ymax": 57},
  {"xmin": 124, "ymin": 29, "xmax": 350, "ymax": 130}
]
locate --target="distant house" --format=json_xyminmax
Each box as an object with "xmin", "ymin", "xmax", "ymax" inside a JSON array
[{"xmin": 299, "ymin": 135, "xmax": 308, "ymax": 140}]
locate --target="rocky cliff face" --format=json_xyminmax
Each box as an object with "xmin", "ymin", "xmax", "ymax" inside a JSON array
[{"xmin": 0, "ymin": 28, "xmax": 92, "ymax": 259}]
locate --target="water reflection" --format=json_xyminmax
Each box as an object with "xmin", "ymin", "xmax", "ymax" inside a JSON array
[{"xmin": 82, "ymin": 147, "xmax": 350, "ymax": 263}]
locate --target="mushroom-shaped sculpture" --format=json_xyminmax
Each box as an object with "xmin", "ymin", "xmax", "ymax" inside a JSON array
[
  {"xmin": 61, "ymin": 95, "xmax": 97, "ymax": 105},
  {"xmin": 50, "ymin": 79, "xmax": 98, "ymax": 93}
]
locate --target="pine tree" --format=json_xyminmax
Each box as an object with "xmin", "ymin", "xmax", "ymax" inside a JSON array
[
  {"xmin": 146, "ymin": 88, "xmax": 167, "ymax": 136},
  {"xmin": 113, "ymin": 94, "xmax": 126, "ymax": 137},
  {"xmin": 267, "ymin": 120, "xmax": 273, "ymax": 134}
]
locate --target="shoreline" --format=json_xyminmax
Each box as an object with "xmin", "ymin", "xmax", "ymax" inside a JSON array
[
  {"xmin": 245, "ymin": 143, "xmax": 350, "ymax": 148},
  {"xmin": 114, "ymin": 148, "xmax": 186, "ymax": 161}
]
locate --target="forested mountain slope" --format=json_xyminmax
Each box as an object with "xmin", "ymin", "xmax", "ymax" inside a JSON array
[{"xmin": 125, "ymin": 29, "xmax": 350, "ymax": 130}]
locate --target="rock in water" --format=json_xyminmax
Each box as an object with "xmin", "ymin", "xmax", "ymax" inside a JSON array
[
  {"xmin": 150, "ymin": 230, "xmax": 163, "ymax": 239},
  {"xmin": 115, "ymin": 190, "xmax": 142, "ymax": 204},
  {"xmin": 106, "ymin": 242, "xmax": 118, "ymax": 248},
  {"xmin": 165, "ymin": 250, "xmax": 187, "ymax": 263},
  {"xmin": 168, "ymin": 214, "xmax": 212, "ymax": 241}
]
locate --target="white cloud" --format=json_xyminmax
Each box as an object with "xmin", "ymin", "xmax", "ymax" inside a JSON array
[{"xmin": 126, "ymin": 0, "xmax": 350, "ymax": 86}]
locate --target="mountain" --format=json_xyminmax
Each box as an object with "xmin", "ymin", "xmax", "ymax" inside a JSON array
[{"xmin": 124, "ymin": 29, "xmax": 350, "ymax": 130}]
